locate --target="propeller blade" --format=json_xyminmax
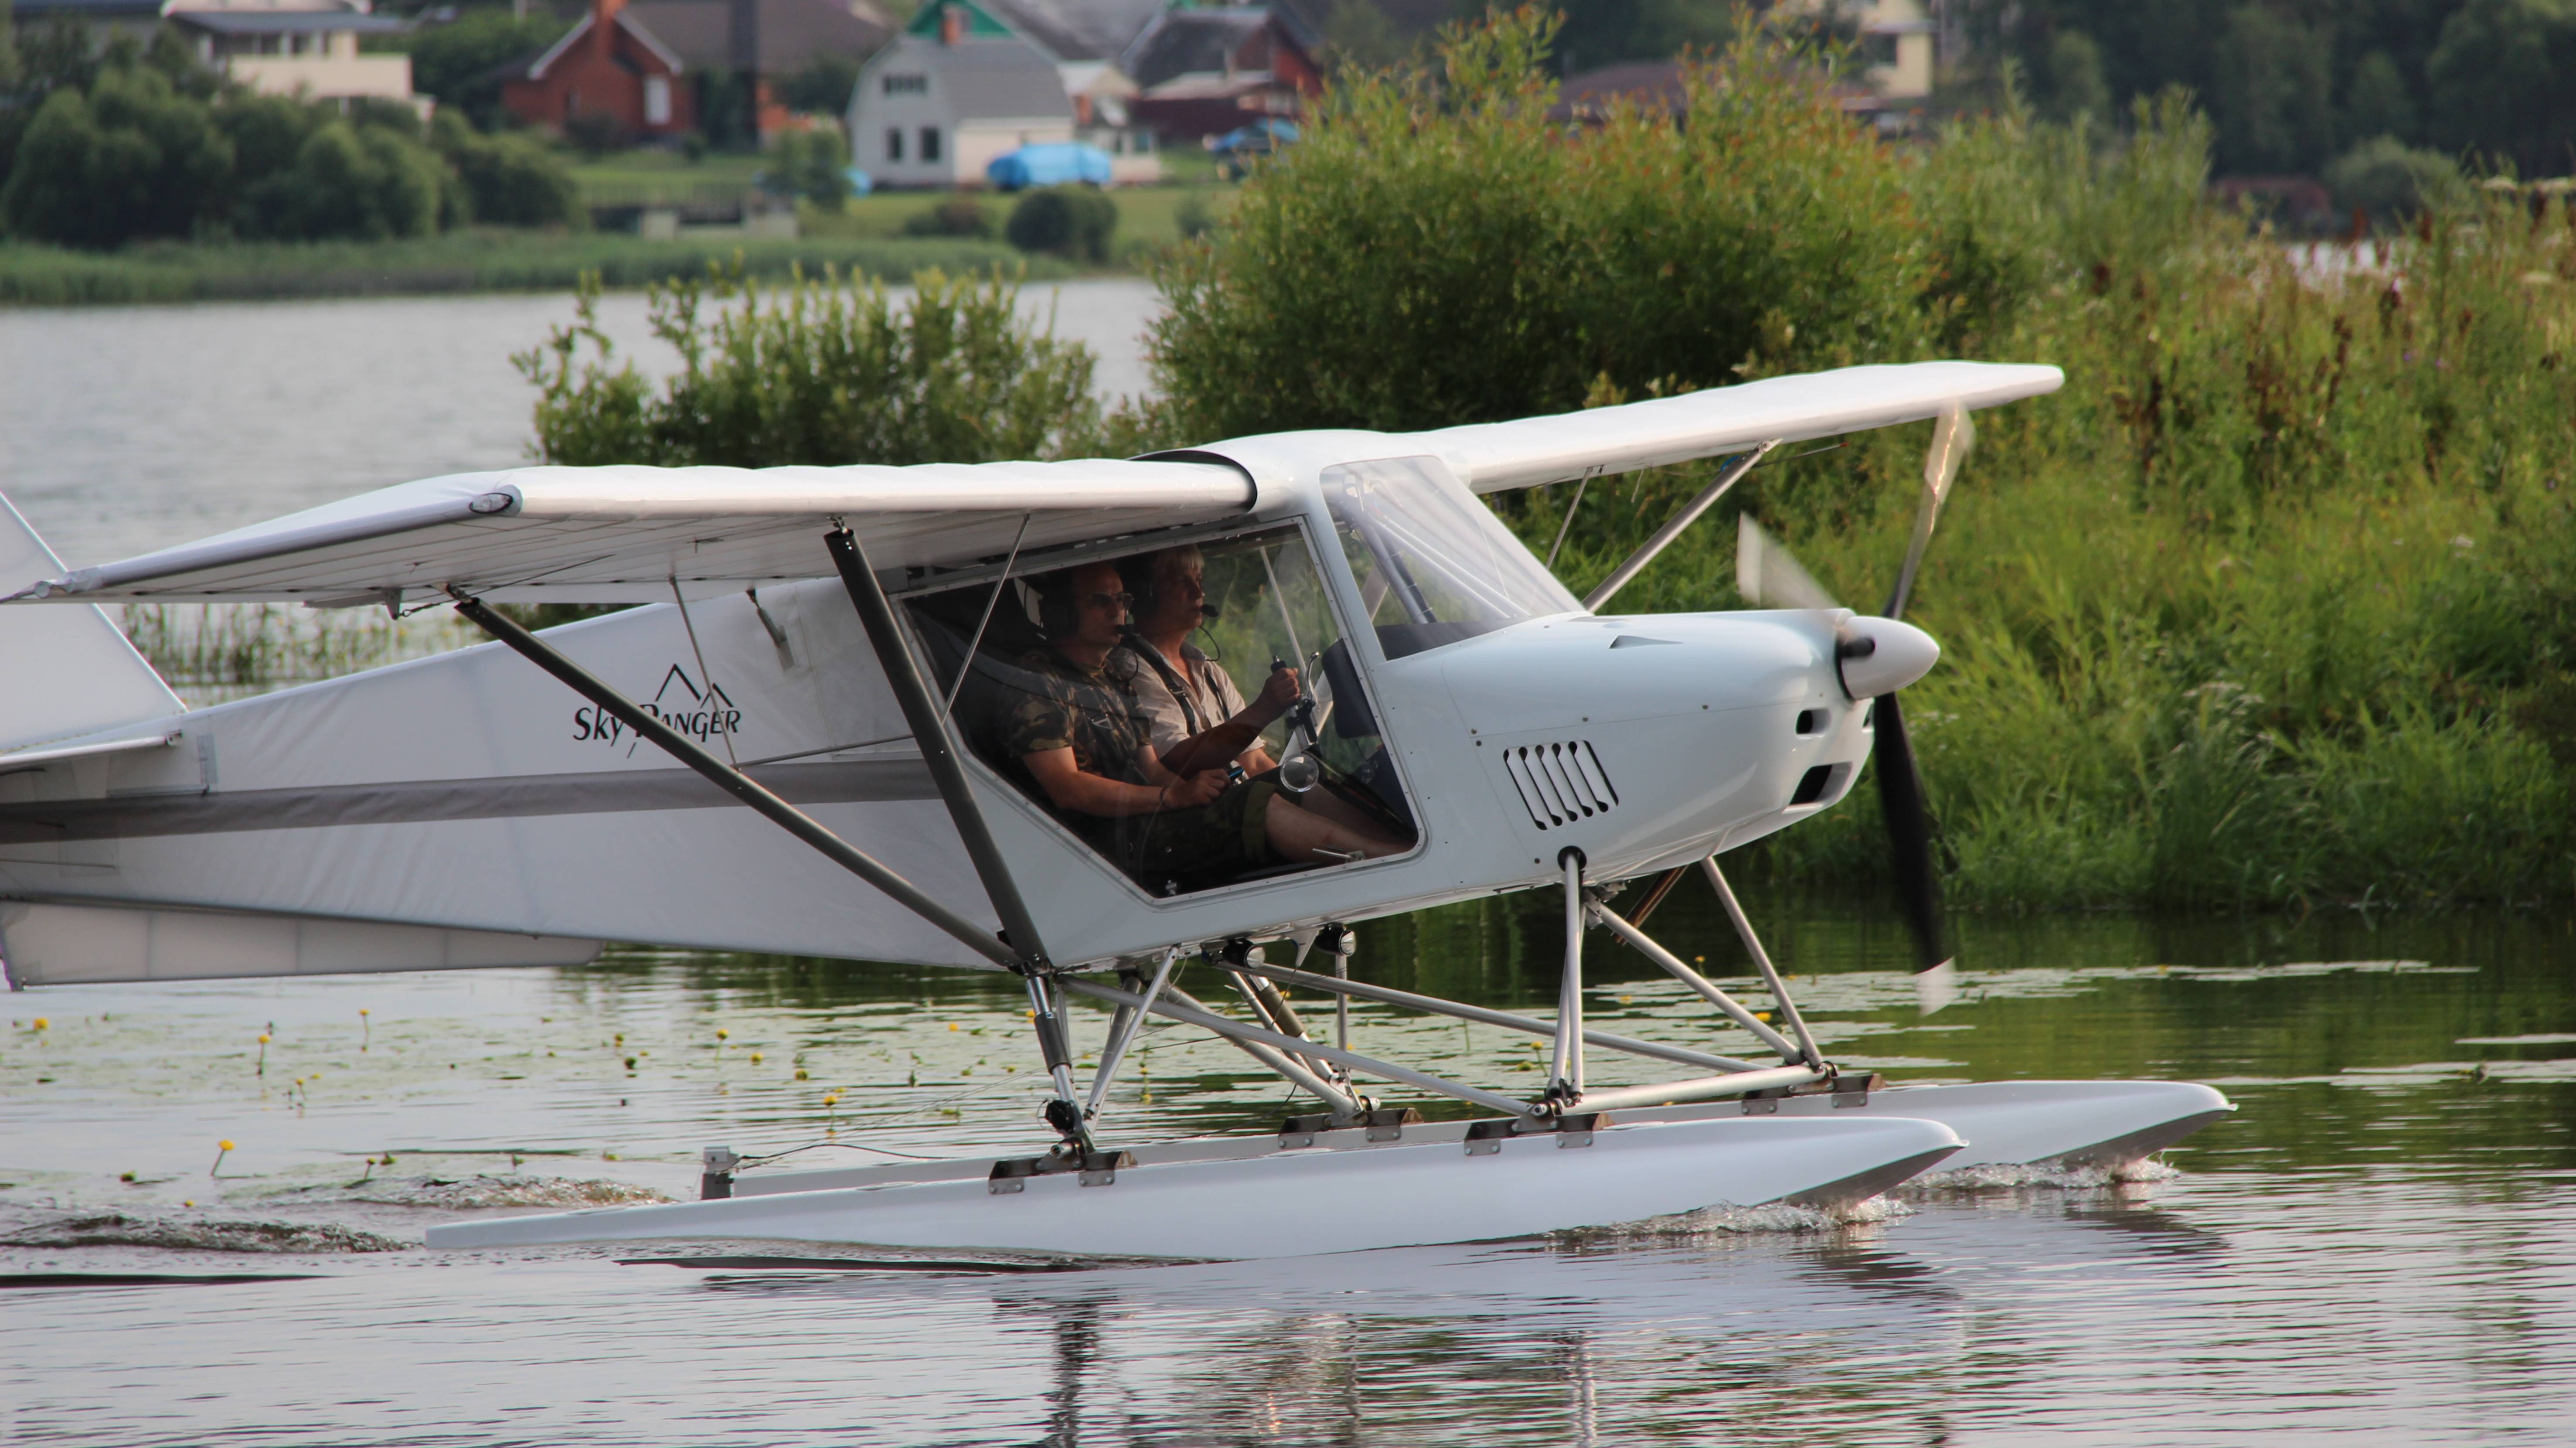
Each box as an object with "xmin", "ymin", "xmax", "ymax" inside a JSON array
[
  {"xmin": 1881, "ymin": 406, "xmax": 1970, "ymax": 1003},
  {"xmin": 1734, "ymin": 514, "xmax": 1840, "ymax": 611},
  {"xmin": 1881, "ymin": 404, "xmax": 1974, "ymax": 621},
  {"xmin": 1872, "ymin": 692, "xmax": 1954, "ymax": 995}
]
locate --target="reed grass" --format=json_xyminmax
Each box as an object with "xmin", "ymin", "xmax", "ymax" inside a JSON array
[{"xmin": 0, "ymin": 231, "xmax": 1055, "ymax": 307}]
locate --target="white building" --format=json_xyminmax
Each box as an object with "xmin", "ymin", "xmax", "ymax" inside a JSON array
[{"xmin": 847, "ymin": 3, "xmax": 1075, "ymax": 189}]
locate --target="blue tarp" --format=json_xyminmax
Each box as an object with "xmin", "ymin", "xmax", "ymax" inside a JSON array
[{"xmin": 986, "ymin": 143, "xmax": 1114, "ymax": 191}]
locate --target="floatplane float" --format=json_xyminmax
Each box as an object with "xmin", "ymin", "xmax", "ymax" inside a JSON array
[{"xmin": 0, "ymin": 360, "xmax": 2229, "ymax": 1261}]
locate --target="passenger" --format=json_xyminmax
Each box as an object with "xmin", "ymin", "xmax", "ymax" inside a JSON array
[
  {"xmin": 1001, "ymin": 560, "xmax": 1405, "ymax": 892},
  {"xmin": 1112, "ymin": 544, "xmax": 1298, "ymax": 777},
  {"xmin": 1116, "ymin": 543, "xmax": 1419, "ymax": 847}
]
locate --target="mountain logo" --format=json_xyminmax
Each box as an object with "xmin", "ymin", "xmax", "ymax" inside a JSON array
[{"xmin": 572, "ymin": 663, "xmax": 743, "ymax": 754}]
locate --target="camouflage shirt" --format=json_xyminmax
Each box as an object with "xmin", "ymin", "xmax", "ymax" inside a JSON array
[{"xmin": 997, "ymin": 647, "xmax": 1156, "ymax": 795}]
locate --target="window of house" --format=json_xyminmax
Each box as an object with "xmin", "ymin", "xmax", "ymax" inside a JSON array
[
  {"xmin": 919, "ymin": 126, "xmax": 942, "ymax": 163},
  {"xmin": 882, "ymin": 74, "xmax": 927, "ymax": 95},
  {"xmin": 886, "ymin": 127, "xmax": 904, "ymax": 161},
  {"xmin": 643, "ymin": 76, "xmax": 671, "ymax": 127}
]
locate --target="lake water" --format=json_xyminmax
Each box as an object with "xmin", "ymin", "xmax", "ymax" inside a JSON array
[
  {"xmin": 5, "ymin": 897, "xmax": 2573, "ymax": 1446},
  {"xmin": 4, "ymin": 289, "xmax": 2575, "ymax": 1444},
  {"xmin": 0, "ymin": 279, "xmax": 1164, "ymax": 571}
]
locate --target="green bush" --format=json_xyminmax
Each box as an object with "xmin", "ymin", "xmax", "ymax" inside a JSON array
[
  {"xmin": 903, "ymin": 197, "xmax": 992, "ymax": 238},
  {"xmin": 432, "ymin": 111, "xmax": 579, "ymax": 228},
  {"xmin": 767, "ymin": 126, "xmax": 852, "ymax": 206},
  {"xmin": 2323, "ymin": 136, "xmax": 2469, "ymax": 224},
  {"xmin": 519, "ymin": 263, "xmax": 1130, "ymax": 467},
  {"xmin": 1150, "ymin": 13, "xmax": 1924, "ymax": 440},
  {"xmin": 238, "ymin": 120, "xmax": 445, "ymax": 241},
  {"xmin": 0, "ymin": 67, "xmax": 231, "ymax": 248},
  {"xmin": 1004, "ymin": 185, "xmax": 1115, "ymax": 263}
]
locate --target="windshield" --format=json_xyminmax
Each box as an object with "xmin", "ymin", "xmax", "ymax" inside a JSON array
[{"xmin": 1324, "ymin": 456, "xmax": 1583, "ymax": 659}]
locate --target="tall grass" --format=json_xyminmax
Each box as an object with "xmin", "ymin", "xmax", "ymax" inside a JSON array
[
  {"xmin": 0, "ymin": 231, "xmax": 1053, "ymax": 307},
  {"xmin": 120, "ymin": 604, "xmax": 473, "ymax": 707}
]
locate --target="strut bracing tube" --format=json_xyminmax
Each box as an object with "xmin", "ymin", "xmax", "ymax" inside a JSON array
[
  {"xmin": 1146, "ymin": 982, "xmax": 1365, "ymax": 1116},
  {"xmin": 1065, "ymin": 979, "xmax": 1525, "ymax": 1117},
  {"xmin": 1549, "ymin": 853, "xmax": 1585, "ymax": 1098},
  {"xmin": 1590, "ymin": 903, "xmax": 1805, "ymax": 1063},
  {"xmin": 1582, "ymin": 440, "xmax": 1779, "ymax": 613},
  {"xmin": 1701, "ymin": 857, "xmax": 1825, "ymax": 1070},
  {"xmin": 1229, "ymin": 959, "xmax": 1763, "ymax": 1074},
  {"xmin": 1085, "ymin": 948, "xmax": 1179, "ymax": 1118},
  {"xmin": 450, "ymin": 593, "xmax": 1018, "ymax": 971}
]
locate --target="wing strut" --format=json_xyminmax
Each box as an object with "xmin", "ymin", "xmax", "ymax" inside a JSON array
[
  {"xmin": 450, "ymin": 594, "xmax": 1021, "ymax": 972},
  {"xmin": 825, "ymin": 526, "xmax": 1103, "ymax": 1152}
]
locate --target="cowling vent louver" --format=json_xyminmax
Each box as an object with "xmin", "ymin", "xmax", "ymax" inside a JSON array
[{"xmin": 1501, "ymin": 741, "xmax": 1619, "ymax": 830}]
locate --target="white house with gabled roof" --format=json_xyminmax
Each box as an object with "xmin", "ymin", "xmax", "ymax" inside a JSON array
[{"xmin": 847, "ymin": 0, "xmax": 1075, "ymax": 188}]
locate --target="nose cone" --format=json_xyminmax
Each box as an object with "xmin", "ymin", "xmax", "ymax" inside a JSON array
[{"xmin": 1836, "ymin": 617, "xmax": 1940, "ymax": 698}]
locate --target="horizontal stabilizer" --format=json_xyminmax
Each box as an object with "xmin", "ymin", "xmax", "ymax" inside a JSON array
[
  {"xmin": 0, "ymin": 900, "xmax": 601, "ymax": 987},
  {"xmin": 0, "ymin": 492, "xmax": 182, "ymax": 750},
  {"xmin": 1418, "ymin": 361, "xmax": 2064, "ymax": 493}
]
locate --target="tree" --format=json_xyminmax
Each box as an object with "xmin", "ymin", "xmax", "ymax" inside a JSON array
[
  {"xmin": 2340, "ymin": 49, "xmax": 2417, "ymax": 148},
  {"xmin": 2323, "ymin": 135, "xmax": 2468, "ymax": 220},
  {"xmin": 431, "ymin": 109, "xmax": 579, "ymax": 226},
  {"xmin": 238, "ymin": 120, "xmax": 445, "ymax": 241},
  {"xmin": 0, "ymin": 66, "xmax": 232, "ymax": 248},
  {"xmin": 1151, "ymin": 12, "xmax": 1926, "ymax": 439},
  {"xmin": 776, "ymin": 55, "xmax": 860, "ymax": 115},
  {"xmin": 383, "ymin": 10, "xmax": 573, "ymax": 129},
  {"xmin": 2208, "ymin": 4, "xmax": 2333, "ymax": 174},
  {"xmin": 2040, "ymin": 28, "xmax": 2111, "ymax": 123},
  {"xmin": 768, "ymin": 126, "xmax": 852, "ymax": 205},
  {"xmin": 2426, "ymin": 0, "xmax": 2576, "ymax": 177}
]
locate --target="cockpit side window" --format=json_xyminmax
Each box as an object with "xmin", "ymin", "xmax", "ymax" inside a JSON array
[
  {"xmin": 1324, "ymin": 456, "xmax": 1585, "ymax": 659},
  {"xmin": 904, "ymin": 522, "xmax": 1419, "ymax": 897}
]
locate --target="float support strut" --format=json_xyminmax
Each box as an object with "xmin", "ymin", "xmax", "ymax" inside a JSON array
[{"xmin": 1701, "ymin": 857, "xmax": 1824, "ymax": 1070}]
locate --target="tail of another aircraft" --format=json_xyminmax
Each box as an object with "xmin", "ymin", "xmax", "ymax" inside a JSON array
[{"xmin": 0, "ymin": 491, "xmax": 182, "ymax": 752}]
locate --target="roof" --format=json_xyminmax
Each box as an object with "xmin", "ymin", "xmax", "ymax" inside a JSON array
[
  {"xmin": 523, "ymin": 10, "xmax": 687, "ymax": 79},
  {"xmin": 867, "ymin": 33, "xmax": 1071, "ymax": 121},
  {"xmin": 1553, "ymin": 61, "xmax": 1688, "ymax": 121},
  {"xmin": 10, "ymin": 0, "xmax": 176, "ymax": 18},
  {"xmin": 170, "ymin": 10, "xmax": 406, "ymax": 34},
  {"xmin": 970, "ymin": 0, "xmax": 1162, "ymax": 63},
  {"xmin": 624, "ymin": 0, "xmax": 892, "ymax": 75},
  {"xmin": 1121, "ymin": 7, "xmax": 1266, "ymax": 90}
]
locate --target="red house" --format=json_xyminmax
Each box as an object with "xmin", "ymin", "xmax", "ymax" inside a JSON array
[{"xmin": 502, "ymin": 0, "xmax": 694, "ymax": 140}]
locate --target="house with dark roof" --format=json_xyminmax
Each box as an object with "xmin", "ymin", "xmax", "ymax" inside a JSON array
[
  {"xmin": 1121, "ymin": 3, "xmax": 1318, "ymax": 143},
  {"xmin": 623, "ymin": 0, "xmax": 894, "ymax": 139},
  {"xmin": 500, "ymin": 0, "xmax": 693, "ymax": 140},
  {"xmin": 845, "ymin": 1, "xmax": 1074, "ymax": 187},
  {"xmin": 13, "ymin": 0, "xmax": 419, "ymax": 109}
]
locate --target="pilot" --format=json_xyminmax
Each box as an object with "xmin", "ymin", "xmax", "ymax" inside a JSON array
[
  {"xmin": 1111, "ymin": 544, "xmax": 1298, "ymax": 776},
  {"xmin": 1001, "ymin": 559, "xmax": 1404, "ymax": 891}
]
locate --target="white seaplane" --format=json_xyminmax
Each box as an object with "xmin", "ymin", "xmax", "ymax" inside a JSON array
[{"xmin": 0, "ymin": 360, "xmax": 2229, "ymax": 1261}]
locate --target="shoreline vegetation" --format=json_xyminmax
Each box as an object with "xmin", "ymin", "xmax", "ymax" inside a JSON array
[
  {"xmin": 103, "ymin": 12, "xmax": 2576, "ymax": 916},
  {"xmin": 0, "ymin": 231, "xmax": 1066, "ymax": 307}
]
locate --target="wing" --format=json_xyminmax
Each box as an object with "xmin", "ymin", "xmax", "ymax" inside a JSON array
[
  {"xmin": 1415, "ymin": 361, "xmax": 2064, "ymax": 494},
  {"xmin": 9, "ymin": 458, "xmax": 1256, "ymax": 604}
]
